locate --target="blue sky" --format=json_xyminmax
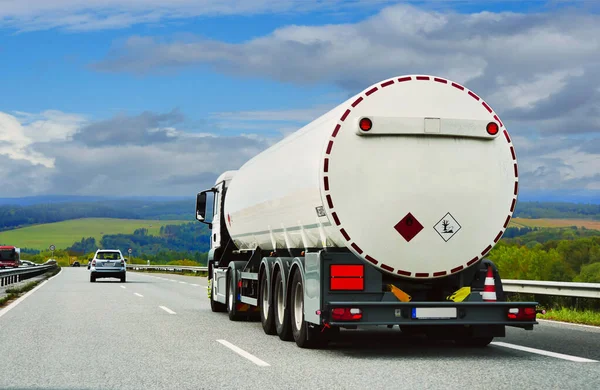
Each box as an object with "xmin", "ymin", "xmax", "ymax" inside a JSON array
[{"xmin": 0, "ymin": 0, "xmax": 599, "ymax": 201}]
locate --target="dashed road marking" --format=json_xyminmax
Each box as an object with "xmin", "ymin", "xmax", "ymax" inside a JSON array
[
  {"xmin": 134, "ymin": 293, "xmax": 144, "ymax": 298},
  {"xmin": 159, "ymin": 306, "xmax": 176, "ymax": 315},
  {"xmin": 492, "ymin": 342, "xmax": 598, "ymax": 362},
  {"xmin": 216, "ymin": 339, "xmax": 270, "ymax": 367}
]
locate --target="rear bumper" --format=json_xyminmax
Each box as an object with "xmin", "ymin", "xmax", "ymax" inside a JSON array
[
  {"xmin": 92, "ymin": 269, "xmax": 126, "ymax": 278},
  {"xmin": 324, "ymin": 300, "xmax": 538, "ymax": 329}
]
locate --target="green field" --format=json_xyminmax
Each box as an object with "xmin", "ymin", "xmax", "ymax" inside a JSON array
[{"xmin": 0, "ymin": 218, "xmax": 189, "ymax": 250}]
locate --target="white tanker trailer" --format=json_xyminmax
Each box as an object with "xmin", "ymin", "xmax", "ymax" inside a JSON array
[{"xmin": 196, "ymin": 74, "xmax": 538, "ymax": 348}]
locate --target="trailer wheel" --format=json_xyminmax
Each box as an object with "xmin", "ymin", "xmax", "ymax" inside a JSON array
[
  {"xmin": 290, "ymin": 271, "xmax": 329, "ymax": 349},
  {"xmin": 259, "ymin": 273, "xmax": 276, "ymax": 335},
  {"xmin": 273, "ymin": 271, "xmax": 293, "ymax": 341},
  {"xmin": 227, "ymin": 272, "xmax": 243, "ymax": 321}
]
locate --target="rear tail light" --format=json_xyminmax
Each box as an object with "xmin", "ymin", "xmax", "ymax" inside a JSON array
[
  {"xmin": 331, "ymin": 307, "xmax": 362, "ymax": 321},
  {"xmin": 330, "ymin": 264, "xmax": 364, "ymax": 291},
  {"xmin": 120, "ymin": 260, "xmax": 125, "ymax": 266},
  {"xmin": 359, "ymin": 118, "xmax": 372, "ymax": 131},
  {"xmin": 508, "ymin": 307, "xmax": 536, "ymax": 321},
  {"xmin": 92, "ymin": 260, "xmax": 96, "ymax": 266},
  {"xmin": 486, "ymin": 122, "xmax": 499, "ymax": 135}
]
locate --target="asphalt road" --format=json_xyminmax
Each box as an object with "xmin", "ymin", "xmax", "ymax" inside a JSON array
[{"xmin": 0, "ymin": 268, "xmax": 598, "ymax": 390}]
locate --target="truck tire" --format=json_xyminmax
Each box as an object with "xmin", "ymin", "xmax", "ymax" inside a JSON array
[
  {"xmin": 273, "ymin": 271, "xmax": 293, "ymax": 341},
  {"xmin": 227, "ymin": 271, "xmax": 243, "ymax": 321},
  {"xmin": 210, "ymin": 279, "xmax": 227, "ymax": 313},
  {"xmin": 290, "ymin": 271, "xmax": 328, "ymax": 349},
  {"xmin": 259, "ymin": 273, "xmax": 276, "ymax": 335}
]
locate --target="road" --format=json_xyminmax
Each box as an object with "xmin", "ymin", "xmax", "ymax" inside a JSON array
[{"xmin": 0, "ymin": 268, "xmax": 598, "ymax": 390}]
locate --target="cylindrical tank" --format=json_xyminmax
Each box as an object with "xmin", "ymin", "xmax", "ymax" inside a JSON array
[{"xmin": 223, "ymin": 75, "xmax": 518, "ymax": 279}]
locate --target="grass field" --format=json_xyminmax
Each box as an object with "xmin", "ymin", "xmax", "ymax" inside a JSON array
[
  {"xmin": 538, "ymin": 308, "xmax": 600, "ymax": 327},
  {"xmin": 509, "ymin": 218, "xmax": 600, "ymax": 230},
  {"xmin": 0, "ymin": 218, "xmax": 189, "ymax": 250}
]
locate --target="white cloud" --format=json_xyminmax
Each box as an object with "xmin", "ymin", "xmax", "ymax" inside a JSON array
[
  {"xmin": 0, "ymin": 109, "xmax": 275, "ymax": 197},
  {"xmin": 93, "ymin": 5, "xmax": 600, "ymax": 129},
  {"xmin": 0, "ymin": 0, "xmax": 397, "ymax": 32}
]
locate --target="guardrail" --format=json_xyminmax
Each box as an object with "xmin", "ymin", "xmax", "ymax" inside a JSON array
[
  {"xmin": 0, "ymin": 264, "xmax": 58, "ymax": 287},
  {"xmin": 503, "ymin": 279, "xmax": 600, "ymax": 299},
  {"xmin": 126, "ymin": 264, "xmax": 600, "ymax": 299}
]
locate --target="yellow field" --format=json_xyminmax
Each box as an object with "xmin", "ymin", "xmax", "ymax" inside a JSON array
[
  {"xmin": 509, "ymin": 218, "xmax": 600, "ymax": 230},
  {"xmin": 0, "ymin": 218, "xmax": 189, "ymax": 250}
]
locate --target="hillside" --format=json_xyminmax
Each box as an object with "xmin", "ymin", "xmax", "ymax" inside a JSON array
[
  {"xmin": 0, "ymin": 199, "xmax": 194, "ymax": 231},
  {"xmin": 0, "ymin": 218, "xmax": 189, "ymax": 250}
]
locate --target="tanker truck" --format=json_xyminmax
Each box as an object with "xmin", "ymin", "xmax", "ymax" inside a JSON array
[{"xmin": 195, "ymin": 74, "xmax": 538, "ymax": 349}]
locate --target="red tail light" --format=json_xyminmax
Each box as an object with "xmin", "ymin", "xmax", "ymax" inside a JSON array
[
  {"xmin": 508, "ymin": 307, "xmax": 536, "ymax": 321},
  {"xmin": 92, "ymin": 260, "xmax": 96, "ymax": 266},
  {"xmin": 120, "ymin": 260, "xmax": 125, "ymax": 266},
  {"xmin": 331, "ymin": 307, "xmax": 362, "ymax": 321},
  {"xmin": 486, "ymin": 122, "xmax": 499, "ymax": 135},
  {"xmin": 359, "ymin": 118, "xmax": 372, "ymax": 131},
  {"xmin": 330, "ymin": 265, "xmax": 364, "ymax": 291}
]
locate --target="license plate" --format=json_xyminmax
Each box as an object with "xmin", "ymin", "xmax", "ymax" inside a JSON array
[
  {"xmin": 103, "ymin": 262, "xmax": 114, "ymax": 267},
  {"xmin": 411, "ymin": 307, "xmax": 457, "ymax": 319}
]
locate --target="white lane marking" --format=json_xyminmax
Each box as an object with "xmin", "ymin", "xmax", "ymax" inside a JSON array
[
  {"xmin": 191, "ymin": 283, "xmax": 199, "ymax": 287},
  {"xmin": 491, "ymin": 342, "xmax": 598, "ymax": 362},
  {"xmin": 216, "ymin": 339, "xmax": 270, "ymax": 367},
  {"xmin": 160, "ymin": 306, "xmax": 176, "ymax": 314},
  {"xmin": 134, "ymin": 293, "xmax": 144, "ymax": 298},
  {"xmin": 0, "ymin": 267, "xmax": 63, "ymax": 320},
  {"xmin": 537, "ymin": 318, "xmax": 600, "ymax": 330},
  {"xmin": 120, "ymin": 286, "xmax": 126, "ymax": 289},
  {"xmin": 179, "ymin": 281, "xmax": 187, "ymax": 284}
]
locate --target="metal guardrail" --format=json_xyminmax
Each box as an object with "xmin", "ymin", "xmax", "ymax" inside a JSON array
[
  {"xmin": 0, "ymin": 264, "xmax": 57, "ymax": 287},
  {"xmin": 503, "ymin": 279, "xmax": 600, "ymax": 299},
  {"xmin": 127, "ymin": 264, "xmax": 600, "ymax": 299}
]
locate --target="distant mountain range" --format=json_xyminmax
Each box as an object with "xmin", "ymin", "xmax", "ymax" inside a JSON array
[{"xmin": 517, "ymin": 190, "xmax": 600, "ymax": 204}]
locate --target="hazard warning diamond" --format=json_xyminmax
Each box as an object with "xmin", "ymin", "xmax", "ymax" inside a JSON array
[
  {"xmin": 394, "ymin": 212, "xmax": 424, "ymax": 242},
  {"xmin": 434, "ymin": 212, "xmax": 461, "ymax": 242}
]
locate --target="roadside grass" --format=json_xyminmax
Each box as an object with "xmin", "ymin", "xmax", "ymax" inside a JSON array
[
  {"xmin": 0, "ymin": 218, "xmax": 189, "ymax": 250},
  {"xmin": 0, "ymin": 267, "xmax": 61, "ymax": 308},
  {"xmin": 538, "ymin": 307, "xmax": 600, "ymax": 327}
]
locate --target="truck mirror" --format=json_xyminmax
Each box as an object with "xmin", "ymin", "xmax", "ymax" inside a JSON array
[{"xmin": 196, "ymin": 192, "xmax": 207, "ymax": 221}]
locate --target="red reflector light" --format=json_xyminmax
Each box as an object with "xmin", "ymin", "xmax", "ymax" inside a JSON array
[
  {"xmin": 331, "ymin": 265, "xmax": 364, "ymax": 277},
  {"xmin": 330, "ymin": 264, "xmax": 364, "ymax": 291},
  {"xmin": 359, "ymin": 118, "xmax": 372, "ymax": 131},
  {"xmin": 331, "ymin": 307, "xmax": 362, "ymax": 321},
  {"xmin": 486, "ymin": 122, "xmax": 499, "ymax": 135},
  {"xmin": 331, "ymin": 278, "xmax": 364, "ymax": 290},
  {"xmin": 507, "ymin": 307, "xmax": 536, "ymax": 321}
]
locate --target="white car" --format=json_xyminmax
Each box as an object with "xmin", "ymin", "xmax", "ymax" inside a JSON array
[{"xmin": 89, "ymin": 249, "xmax": 126, "ymax": 283}]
